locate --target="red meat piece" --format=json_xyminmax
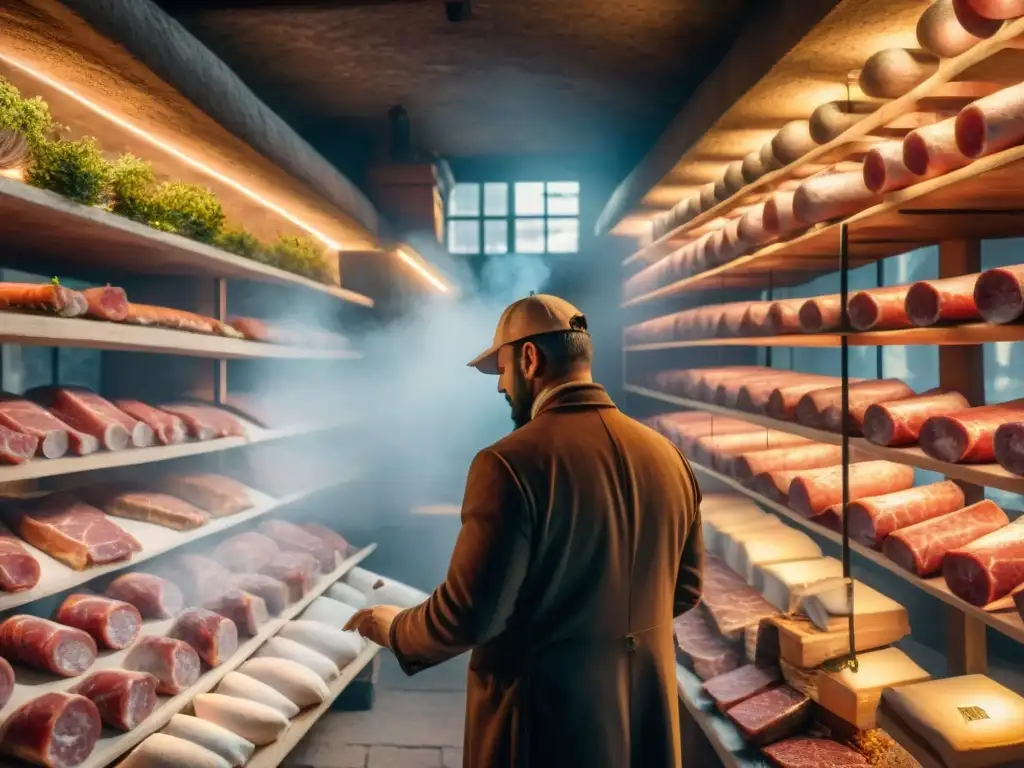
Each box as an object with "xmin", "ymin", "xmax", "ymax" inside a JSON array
[
  {"xmin": 0, "ymin": 521, "xmax": 41, "ymax": 592},
  {"xmin": 124, "ymin": 636, "xmax": 200, "ymax": 695},
  {"xmin": 0, "ymin": 692, "xmax": 101, "ymax": 768},
  {"xmin": 70, "ymin": 670, "xmax": 157, "ymax": 731},
  {"xmin": 55, "ymin": 594, "xmax": 142, "ymax": 650},
  {"xmin": 171, "ymin": 608, "xmax": 238, "ymax": 666},
  {"xmin": 105, "ymin": 573, "xmax": 184, "ymax": 619},
  {"xmin": 0, "ymin": 615, "xmax": 97, "ymax": 676}
]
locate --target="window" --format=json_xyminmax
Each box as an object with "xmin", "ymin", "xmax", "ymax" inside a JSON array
[{"xmin": 446, "ymin": 181, "xmax": 579, "ymax": 254}]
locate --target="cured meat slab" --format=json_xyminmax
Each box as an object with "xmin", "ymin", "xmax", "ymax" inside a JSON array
[
  {"xmin": 726, "ymin": 684, "xmax": 811, "ymax": 746},
  {"xmin": 214, "ymin": 532, "xmax": 280, "ymax": 572},
  {"xmin": 105, "ymin": 572, "xmax": 184, "ymax": 619},
  {"xmin": 230, "ymin": 573, "xmax": 288, "ymax": 615},
  {"xmin": 702, "ymin": 664, "xmax": 782, "ymax": 712},
  {"xmin": 70, "ymin": 669, "xmax": 158, "ymax": 731},
  {"xmin": 786, "ymin": 461, "xmax": 916, "ymax": 518},
  {"xmin": 160, "ymin": 474, "xmax": 253, "ymax": 517},
  {"xmin": 942, "ymin": 517, "xmax": 1024, "ymax": 605},
  {"xmin": 956, "ymin": 82, "xmax": 1024, "ymax": 159},
  {"xmin": 11, "ymin": 493, "xmax": 141, "ymax": 570},
  {"xmin": 0, "ymin": 656, "xmax": 13, "ymax": 710},
  {"xmin": 846, "ymin": 480, "xmax": 967, "ymax": 548},
  {"xmin": 205, "ymin": 589, "xmax": 270, "ymax": 635},
  {"xmin": 260, "ymin": 552, "xmax": 319, "ymax": 601},
  {"xmin": 55, "ymin": 594, "xmax": 142, "ymax": 650},
  {"xmin": 259, "ymin": 519, "xmax": 334, "ymax": 570},
  {"xmin": 125, "ymin": 636, "xmax": 201, "ymax": 695},
  {"xmin": 160, "ymin": 404, "xmax": 245, "ymax": 439},
  {"xmin": 762, "ymin": 738, "xmax": 869, "ymax": 768},
  {"xmin": 114, "ymin": 400, "xmax": 187, "ymax": 445},
  {"xmin": 731, "ymin": 444, "xmax": 844, "ymax": 482},
  {"xmin": 673, "ymin": 606, "xmax": 743, "ymax": 681},
  {"xmin": 0, "ymin": 615, "xmax": 97, "ymax": 676},
  {"xmin": 883, "ymin": 499, "xmax": 1009, "ymax": 576},
  {"xmin": 81, "ymin": 285, "xmax": 129, "ymax": 322},
  {"xmin": 847, "ymin": 287, "xmax": 913, "ymax": 331},
  {"xmin": 0, "ymin": 422, "xmax": 38, "ymax": 464},
  {"xmin": 0, "ymin": 521, "xmax": 41, "ymax": 591},
  {"xmin": 701, "ymin": 557, "xmax": 778, "ymax": 640},
  {"xmin": 301, "ymin": 523, "xmax": 352, "ymax": 558},
  {"xmin": 0, "ymin": 692, "xmax": 101, "ymax": 768},
  {"xmin": 0, "ymin": 394, "xmax": 72, "ymax": 458},
  {"xmin": 83, "ymin": 487, "xmax": 209, "ymax": 531},
  {"xmin": 904, "ymin": 274, "xmax": 982, "ymax": 327},
  {"xmin": 172, "ymin": 608, "xmax": 238, "ymax": 666},
  {"xmin": 862, "ymin": 389, "xmax": 970, "ymax": 446},
  {"xmin": 975, "ymin": 264, "xmax": 1024, "ymax": 324},
  {"xmin": 27, "ymin": 387, "xmax": 153, "ymax": 450},
  {"xmin": 919, "ymin": 399, "xmax": 1024, "ymax": 462}
]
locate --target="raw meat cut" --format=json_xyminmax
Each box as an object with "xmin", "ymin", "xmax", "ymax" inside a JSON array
[
  {"xmin": 106, "ymin": 573, "xmax": 183, "ymax": 619},
  {"xmin": 259, "ymin": 519, "xmax": 334, "ymax": 570},
  {"xmin": 702, "ymin": 664, "xmax": 782, "ymax": 712},
  {"xmin": 160, "ymin": 405, "xmax": 245, "ymax": 439},
  {"xmin": 700, "ymin": 558, "xmax": 777, "ymax": 640},
  {"xmin": 918, "ymin": 0, "xmax": 1001, "ymax": 57},
  {"xmin": 883, "ymin": 499, "xmax": 1009, "ymax": 576},
  {"xmin": 163, "ymin": 714, "xmax": 255, "ymax": 768},
  {"xmin": 160, "ymin": 474, "xmax": 253, "ymax": 517},
  {"xmin": 82, "ymin": 487, "xmax": 208, "ymax": 531},
  {"xmin": 260, "ymin": 552, "xmax": 320, "ymax": 601},
  {"xmin": 0, "ymin": 394, "xmax": 71, "ymax": 458},
  {"xmin": 905, "ymin": 273, "xmax": 982, "ymax": 326},
  {"xmin": 975, "ymin": 264, "xmax": 1024, "ymax": 324},
  {"xmin": 862, "ymin": 389, "xmax": 970, "ymax": 446},
  {"xmin": 326, "ymin": 581, "xmax": 367, "ymax": 608},
  {"xmin": 797, "ymin": 295, "xmax": 841, "ymax": 333},
  {"xmin": 942, "ymin": 517, "xmax": 1024, "ymax": 605},
  {"xmin": 846, "ymin": 480, "xmax": 967, "ymax": 548},
  {"xmin": 956, "ymin": 82, "xmax": 1024, "ymax": 159},
  {"xmin": 763, "ymin": 191, "xmax": 800, "ymax": 235},
  {"xmin": 793, "ymin": 172, "xmax": 878, "ymax": 224},
  {"xmin": 903, "ymin": 116, "xmax": 970, "ymax": 182},
  {"xmin": 192, "ymin": 694, "xmax": 289, "ymax": 746},
  {"xmin": 70, "ymin": 670, "xmax": 157, "ymax": 731},
  {"xmin": 765, "ymin": 299, "xmax": 805, "ymax": 335},
  {"xmin": 786, "ymin": 461, "xmax": 916, "ymax": 518},
  {"xmin": 80, "ymin": 285, "xmax": 129, "ymax": 322},
  {"xmin": 205, "ymin": 589, "xmax": 270, "ymax": 635},
  {"xmin": 11, "ymin": 493, "xmax": 141, "ymax": 570},
  {"xmin": 673, "ymin": 606, "xmax": 743, "ymax": 681},
  {"xmin": 859, "ymin": 48, "xmax": 939, "ymax": 99},
  {"xmin": 726, "ymin": 684, "xmax": 811, "ymax": 745},
  {"xmin": 0, "ymin": 282, "xmax": 86, "ymax": 316},
  {"xmin": 847, "ymin": 286, "xmax": 914, "ymax": 331},
  {"xmin": 0, "ymin": 615, "xmax": 97, "ymax": 676},
  {"xmin": 766, "ymin": 377, "xmax": 842, "ymax": 421},
  {"xmin": 919, "ymin": 399, "xmax": 1024, "ymax": 462},
  {"xmin": 0, "ymin": 422, "xmax": 39, "ymax": 464},
  {"xmin": 171, "ymin": 608, "xmax": 238, "ymax": 667},
  {"xmin": 278, "ymin": 620, "xmax": 362, "ymax": 666},
  {"xmin": 0, "ymin": 692, "xmax": 101, "ymax": 768},
  {"xmin": 863, "ymin": 140, "xmax": 917, "ymax": 193},
  {"xmin": 216, "ymin": 672, "xmax": 299, "ymax": 718},
  {"xmin": 300, "ymin": 523, "xmax": 352, "ymax": 558},
  {"xmin": 0, "ymin": 521, "xmax": 41, "ymax": 591},
  {"xmin": 173, "ymin": 555, "xmax": 234, "ymax": 605},
  {"xmin": 731, "ymin": 444, "xmax": 844, "ymax": 482},
  {"xmin": 55, "ymin": 594, "xmax": 142, "ymax": 649},
  {"xmin": 238, "ymin": 657, "xmax": 330, "ymax": 707},
  {"xmin": 801, "ymin": 379, "xmax": 915, "ymax": 433},
  {"xmin": 120, "ymin": 733, "xmax": 231, "ymax": 768},
  {"xmin": 25, "ymin": 387, "xmax": 147, "ymax": 451},
  {"xmin": 214, "ymin": 532, "xmax": 280, "ymax": 572},
  {"xmin": 124, "ymin": 636, "xmax": 201, "ymax": 695},
  {"xmin": 0, "ymin": 656, "xmax": 12, "ymax": 709},
  {"xmin": 772, "ymin": 121, "xmax": 818, "ymax": 165},
  {"xmin": 762, "ymin": 738, "xmax": 869, "ymax": 768},
  {"xmin": 258, "ymin": 636, "xmax": 340, "ymax": 681},
  {"xmin": 230, "ymin": 573, "xmax": 289, "ymax": 615},
  {"xmin": 995, "ymin": 420, "xmax": 1024, "ymax": 475},
  {"xmin": 113, "ymin": 400, "xmax": 186, "ymax": 445},
  {"xmin": 964, "ymin": 0, "xmax": 1024, "ymax": 18}
]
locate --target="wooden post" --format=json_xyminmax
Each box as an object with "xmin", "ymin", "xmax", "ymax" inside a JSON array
[{"xmin": 938, "ymin": 239, "xmax": 988, "ymax": 676}]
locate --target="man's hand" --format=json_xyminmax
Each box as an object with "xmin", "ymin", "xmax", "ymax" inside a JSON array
[{"xmin": 344, "ymin": 605, "xmax": 402, "ymax": 648}]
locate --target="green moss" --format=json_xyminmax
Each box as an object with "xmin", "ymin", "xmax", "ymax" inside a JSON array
[
  {"xmin": 267, "ymin": 235, "xmax": 331, "ymax": 282},
  {"xmin": 148, "ymin": 181, "xmax": 225, "ymax": 243},
  {"xmin": 109, "ymin": 153, "xmax": 156, "ymax": 222},
  {"xmin": 26, "ymin": 137, "xmax": 111, "ymax": 205},
  {"xmin": 0, "ymin": 77, "xmax": 54, "ymax": 151}
]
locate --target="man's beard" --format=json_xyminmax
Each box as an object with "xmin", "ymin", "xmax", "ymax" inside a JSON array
[{"xmin": 506, "ymin": 365, "xmax": 533, "ymax": 430}]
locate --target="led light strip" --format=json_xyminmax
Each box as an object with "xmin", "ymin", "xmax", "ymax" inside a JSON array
[{"xmin": 397, "ymin": 247, "xmax": 451, "ymax": 293}]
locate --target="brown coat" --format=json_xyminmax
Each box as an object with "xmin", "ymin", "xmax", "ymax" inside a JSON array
[{"xmin": 390, "ymin": 383, "xmax": 703, "ymax": 768}]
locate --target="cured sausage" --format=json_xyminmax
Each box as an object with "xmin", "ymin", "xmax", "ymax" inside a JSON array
[
  {"xmin": 765, "ymin": 299, "xmax": 806, "ymax": 335},
  {"xmin": 766, "ymin": 377, "xmax": 843, "ymax": 421},
  {"xmin": 974, "ymin": 264, "xmax": 1024, "ymax": 323},
  {"xmin": 124, "ymin": 636, "xmax": 201, "ymax": 695},
  {"xmin": 809, "ymin": 101, "xmax": 877, "ymax": 144},
  {"xmin": 847, "ymin": 285, "xmax": 913, "ymax": 331},
  {"xmin": 204, "ymin": 590, "xmax": 269, "ymax": 636},
  {"xmin": 695, "ymin": 431, "xmax": 811, "ymax": 470},
  {"xmin": 786, "ymin": 461, "xmax": 917, "ymax": 518},
  {"xmin": 918, "ymin": 0, "xmax": 1002, "ymax": 57},
  {"xmin": 962, "ymin": 0, "xmax": 1024, "ymax": 19},
  {"xmin": 70, "ymin": 670, "xmax": 158, "ymax": 731},
  {"xmin": 904, "ymin": 273, "xmax": 982, "ymax": 326},
  {"xmin": 859, "ymin": 48, "xmax": 939, "ymax": 99},
  {"xmin": 105, "ymin": 572, "xmax": 184, "ymax": 619},
  {"xmin": 798, "ymin": 295, "xmax": 842, "ymax": 333},
  {"xmin": 943, "ymin": 518, "xmax": 1024, "ymax": 605},
  {"xmin": 919, "ymin": 399, "xmax": 1024, "ymax": 462},
  {"xmin": 795, "ymin": 379, "xmax": 913, "ymax": 431},
  {"xmin": 735, "ymin": 371, "xmax": 809, "ymax": 413},
  {"xmin": 172, "ymin": 608, "xmax": 238, "ymax": 667},
  {"xmin": 772, "ymin": 121, "xmax": 819, "ymax": 165},
  {"xmin": 715, "ymin": 368, "xmax": 784, "ymax": 407},
  {"xmin": 956, "ymin": 82, "xmax": 1024, "ymax": 159},
  {"xmin": 700, "ymin": 182, "xmax": 718, "ymax": 211},
  {"xmin": 0, "ymin": 615, "xmax": 97, "ymax": 676},
  {"xmin": 0, "ymin": 282, "xmax": 86, "ymax": 317},
  {"xmin": 846, "ymin": 480, "xmax": 967, "ymax": 548},
  {"xmin": 741, "ymin": 150, "xmax": 768, "ymax": 183},
  {"xmin": 884, "ymin": 500, "xmax": 1009, "ymax": 576},
  {"xmin": 723, "ymin": 160, "xmax": 746, "ymax": 195},
  {"xmin": 754, "ymin": 469, "xmax": 807, "ymax": 503},
  {"xmin": 762, "ymin": 190, "xmax": 799, "ymax": 235},
  {"xmin": 81, "ymin": 286, "xmax": 129, "ymax": 322},
  {"xmin": 760, "ymin": 142, "xmax": 782, "ymax": 174},
  {"xmin": 793, "ymin": 172, "xmax": 878, "ymax": 224},
  {"xmin": 0, "ymin": 692, "xmax": 101, "ymax": 768},
  {"xmin": 903, "ymin": 117, "xmax": 969, "ymax": 178},
  {"xmin": 995, "ymin": 421, "xmax": 1024, "ymax": 475},
  {"xmin": 863, "ymin": 389, "xmax": 971, "ymax": 446},
  {"xmin": 715, "ymin": 302, "xmax": 761, "ymax": 338},
  {"xmin": 230, "ymin": 573, "xmax": 289, "ymax": 616},
  {"xmin": 730, "ymin": 444, "xmax": 844, "ymax": 482},
  {"xmin": 55, "ymin": 594, "xmax": 142, "ymax": 650},
  {"xmin": 863, "ymin": 141, "xmax": 918, "ymax": 193}
]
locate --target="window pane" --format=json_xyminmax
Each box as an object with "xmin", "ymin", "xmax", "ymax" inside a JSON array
[
  {"xmin": 515, "ymin": 218, "xmax": 545, "ymax": 253},
  {"xmin": 484, "ymin": 220, "xmax": 508, "ymax": 254},
  {"xmin": 449, "ymin": 183, "xmax": 480, "ymax": 217},
  {"xmin": 547, "ymin": 218, "xmax": 579, "ymax": 253},
  {"xmin": 546, "ymin": 181, "xmax": 580, "ymax": 216},
  {"xmin": 515, "ymin": 182, "xmax": 545, "ymax": 216},
  {"xmin": 484, "ymin": 183, "xmax": 508, "ymax": 217},
  {"xmin": 448, "ymin": 219, "xmax": 480, "ymax": 254}
]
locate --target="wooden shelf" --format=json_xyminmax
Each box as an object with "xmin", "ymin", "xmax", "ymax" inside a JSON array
[
  {"xmin": 689, "ymin": 460, "xmax": 1024, "ymax": 646},
  {"xmin": 246, "ymin": 645, "xmax": 382, "ymax": 768},
  {"xmin": 0, "ymin": 468, "xmax": 364, "ymax": 613},
  {"xmin": 0, "ymin": 312, "xmax": 360, "ymax": 360},
  {"xmin": 676, "ymin": 664, "xmax": 760, "ymax": 768},
  {"xmin": 0, "ymin": 179, "xmax": 374, "ymax": 307}
]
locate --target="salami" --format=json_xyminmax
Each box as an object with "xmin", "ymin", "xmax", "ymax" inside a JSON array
[
  {"xmin": 903, "ymin": 117, "xmax": 969, "ymax": 178},
  {"xmin": 846, "ymin": 481, "xmax": 967, "ymax": 548},
  {"xmin": 124, "ymin": 636, "xmax": 201, "ymax": 695},
  {"xmin": 70, "ymin": 670, "xmax": 158, "ymax": 731},
  {"xmin": 204, "ymin": 590, "xmax": 269, "ymax": 636},
  {"xmin": 859, "ymin": 48, "xmax": 939, "ymax": 99},
  {"xmin": 716, "ymin": 369, "xmax": 786, "ymax": 407},
  {"xmin": 772, "ymin": 121, "xmax": 818, "ymax": 165},
  {"xmin": 259, "ymin": 552, "xmax": 319, "ymax": 601},
  {"xmin": 786, "ymin": 461, "xmax": 917, "ymax": 518},
  {"xmin": 847, "ymin": 286, "xmax": 913, "ymax": 331},
  {"xmin": 904, "ymin": 273, "xmax": 982, "ymax": 326},
  {"xmin": 963, "ymin": 0, "xmax": 1024, "ymax": 18},
  {"xmin": 809, "ymin": 100, "xmax": 876, "ymax": 144},
  {"xmin": 0, "ymin": 692, "xmax": 101, "ymax": 768},
  {"xmin": 766, "ymin": 299, "xmax": 806, "ymax": 335},
  {"xmin": 174, "ymin": 554, "xmax": 234, "ymax": 605},
  {"xmin": 754, "ymin": 469, "xmax": 806, "ymax": 503},
  {"xmin": 956, "ymin": 82, "xmax": 1024, "ymax": 159},
  {"xmin": 737, "ymin": 205, "xmax": 770, "ymax": 246},
  {"xmin": 230, "ymin": 573, "xmax": 289, "ymax": 616},
  {"xmin": 995, "ymin": 421, "xmax": 1024, "ymax": 475},
  {"xmin": 0, "ymin": 521, "xmax": 41, "ymax": 591},
  {"xmin": 766, "ymin": 377, "xmax": 842, "ymax": 421},
  {"xmin": 919, "ymin": 399, "xmax": 1024, "ymax": 463},
  {"xmin": 883, "ymin": 499, "xmax": 1009, "ymax": 575},
  {"xmin": 863, "ymin": 389, "xmax": 971, "ymax": 446},
  {"xmin": 80, "ymin": 285, "xmax": 130, "ymax": 322},
  {"xmin": 943, "ymin": 518, "xmax": 1024, "ymax": 605},
  {"xmin": 696, "ymin": 431, "xmax": 811, "ymax": 471},
  {"xmin": 716, "ymin": 302, "xmax": 762, "ymax": 338},
  {"xmin": 863, "ymin": 140, "xmax": 917, "ymax": 193},
  {"xmin": 0, "ymin": 282, "xmax": 86, "ymax": 317},
  {"xmin": 730, "ymin": 444, "xmax": 844, "ymax": 482},
  {"xmin": 171, "ymin": 608, "xmax": 238, "ymax": 667},
  {"xmin": 105, "ymin": 572, "xmax": 183, "ymax": 619},
  {"xmin": 918, "ymin": 0, "xmax": 1002, "ymax": 57},
  {"xmin": 735, "ymin": 372, "xmax": 808, "ymax": 413},
  {"xmin": 55, "ymin": 594, "xmax": 142, "ymax": 650},
  {"xmin": 762, "ymin": 190, "xmax": 799, "ymax": 234},
  {"xmin": 798, "ymin": 295, "xmax": 842, "ymax": 333},
  {"xmin": 974, "ymin": 264, "xmax": 1024, "ymax": 323},
  {"xmin": 793, "ymin": 172, "xmax": 877, "ymax": 224},
  {"xmin": 0, "ymin": 615, "xmax": 98, "ymax": 676},
  {"xmin": 795, "ymin": 379, "xmax": 913, "ymax": 431}
]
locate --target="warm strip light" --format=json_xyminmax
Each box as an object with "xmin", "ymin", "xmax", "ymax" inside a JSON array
[
  {"xmin": 396, "ymin": 248, "xmax": 450, "ymax": 293},
  {"xmin": 0, "ymin": 167, "xmax": 24, "ymax": 181}
]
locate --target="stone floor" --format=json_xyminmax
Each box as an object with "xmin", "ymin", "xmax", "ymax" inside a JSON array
[{"xmin": 284, "ymin": 653, "xmax": 468, "ymax": 768}]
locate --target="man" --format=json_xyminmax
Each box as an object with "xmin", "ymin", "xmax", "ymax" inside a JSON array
[{"xmin": 345, "ymin": 294, "xmax": 703, "ymax": 768}]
